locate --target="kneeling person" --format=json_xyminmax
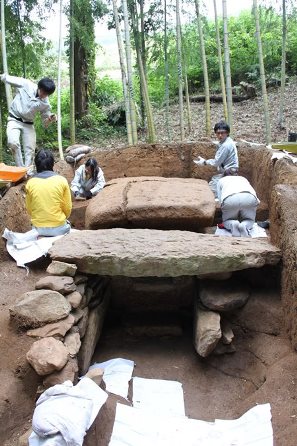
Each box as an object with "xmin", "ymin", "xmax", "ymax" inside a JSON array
[
  {"xmin": 217, "ymin": 174, "xmax": 259, "ymax": 237},
  {"xmin": 71, "ymin": 158, "xmax": 105, "ymax": 200},
  {"xmin": 25, "ymin": 149, "xmax": 72, "ymax": 236}
]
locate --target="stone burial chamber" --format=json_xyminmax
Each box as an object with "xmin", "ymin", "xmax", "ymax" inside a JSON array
[
  {"xmin": 8, "ymin": 228, "xmax": 281, "ymax": 392},
  {"xmin": 85, "ymin": 176, "xmax": 216, "ymax": 231}
]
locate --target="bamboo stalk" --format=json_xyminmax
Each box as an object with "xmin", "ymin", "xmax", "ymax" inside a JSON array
[{"xmin": 222, "ymin": 0, "xmax": 233, "ymax": 133}]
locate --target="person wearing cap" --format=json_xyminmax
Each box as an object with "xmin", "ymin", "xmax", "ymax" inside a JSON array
[
  {"xmin": 217, "ymin": 173, "xmax": 260, "ymax": 237},
  {"xmin": 71, "ymin": 157, "xmax": 105, "ymax": 200},
  {"xmin": 0, "ymin": 74, "xmax": 56, "ymax": 173},
  {"xmin": 194, "ymin": 121, "xmax": 238, "ymax": 198}
]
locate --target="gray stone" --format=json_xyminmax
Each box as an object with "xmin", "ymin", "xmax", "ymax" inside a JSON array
[
  {"xmin": 199, "ymin": 280, "xmax": 250, "ymax": 312},
  {"xmin": 10, "ymin": 290, "xmax": 71, "ymax": 329},
  {"xmin": 35, "ymin": 275, "xmax": 76, "ymax": 295},
  {"xmin": 77, "ymin": 283, "xmax": 86, "ymax": 297},
  {"xmin": 78, "ymin": 292, "xmax": 110, "ymax": 374},
  {"xmin": 221, "ymin": 320, "xmax": 234, "ymax": 345},
  {"xmin": 27, "ymin": 314, "xmax": 75, "ymax": 338},
  {"xmin": 197, "ymin": 272, "xmax": 232, "ymax": 280},
  {"xmin": 66, "ymin": 291, "xmax": 83, "ymax": 309},
  {"xmin": 26, "ymin": 337, "xmax": 69, "ymax": 376},
  {"xmin": 74, "ymin": 274, "xmax": 89, "ymax": 285},
  {"xmin": 85, "ymin": 177, "xmax": 216, "ymax": 230},
  {"xmin": 43, "ymin": 358, "xmax": 78, "ymax": 388},
  {"xmin": 64, "ymin": 332, "xmax": 81, "ymax": 357},
  {"xmin": 49, "ymin": 229, "xmax": 281, "ymax": 277},
  {"xmin": 193, "ymin": 304, "xmax": 221, "ymax": 357},
  {"xmin": 77, "ymin": 307, "xmax": 89, "ymax": 338},
  {"xmin": 71, "ymin": 307, "xmax": 86, "ymax": 324},
  {"xmin": 46, "ymin": 261, "xmax": 77, "ymax": 277}
]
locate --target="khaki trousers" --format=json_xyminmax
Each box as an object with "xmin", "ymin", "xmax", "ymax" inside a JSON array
[{"xmin": 7, "ymin": 118, "xmax": 36, "ymax": 167}]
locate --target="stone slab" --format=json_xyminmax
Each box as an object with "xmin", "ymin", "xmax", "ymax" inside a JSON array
[
  {"xmin": 49, "ymin": 228, "xmax": 281, "ymax": 277},
  {"xmin": 85, "ymin": 177, "xmax": 216, "ymax": 230}
]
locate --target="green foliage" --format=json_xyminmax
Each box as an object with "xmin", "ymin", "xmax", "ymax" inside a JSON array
[
  {"xmin": 92, "ymin": 75, "xmax": 123, "ymax": 106},
  {"xmin": 145, "ymin": 5, "xmax": 297, "ymax": 103}
]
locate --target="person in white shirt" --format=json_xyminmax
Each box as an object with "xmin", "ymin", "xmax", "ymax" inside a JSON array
[
  {"xmin": 71, "ymin": 158, "xmax": 106, "ymax": 200},
  {"xmin": 217, "ymin": 174, "xmax": 260, "ymax": 237},
  {"xmin": 194, "ymin": 121, "xmax": 238, "ymax": 198},
  {"xmin": 0, "ymin": 75, "xmax": 56, "ymax": 172}
]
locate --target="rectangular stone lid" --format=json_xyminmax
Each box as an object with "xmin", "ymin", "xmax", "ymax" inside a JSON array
[{"xmin": 49, "ymin": 229, "xmax": 281, "ymax": 277}]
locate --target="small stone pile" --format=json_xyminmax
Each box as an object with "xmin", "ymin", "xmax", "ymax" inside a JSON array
[
  {"xmin": 194, "ymin": 273, "xmax": 250, "ymax": 357},
  {"xmin": 9, "ymin": 260, "xmax": 110, "ymax": 389}
]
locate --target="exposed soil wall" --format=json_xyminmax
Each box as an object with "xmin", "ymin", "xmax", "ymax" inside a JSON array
[
  {"xmin": 270, "ymin": 185, "xmax": 297, "ymax": 348},
  {"xmin": 1, "ymin": 143, "xmax": 297, "ymax": 352}
]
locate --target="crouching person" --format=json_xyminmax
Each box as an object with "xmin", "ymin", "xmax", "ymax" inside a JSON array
[
  {"xmin": 71, "ymin": 158, "xmax": 105, "ymax": 200},
  {"xmin": 217, "ymin": 173, "xmax": 260, "ymax": 237},
  {"xmin": 25, "ymin": 149, "xmax": 72, "ymax": 236}
]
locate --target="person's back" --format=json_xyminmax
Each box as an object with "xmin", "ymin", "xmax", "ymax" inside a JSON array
[
  {"xmin": 25, "ymin": 149, "xmax": 72, "ymax": 236},
  {"xmin": 26, "ymin": 172, "xmax": 71, "ymax": 228}
]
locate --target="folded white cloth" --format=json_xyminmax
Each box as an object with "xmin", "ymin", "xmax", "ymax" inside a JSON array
[{"xmin": 29, "ymin": 378, "xmax": 108, "ymax": 446}]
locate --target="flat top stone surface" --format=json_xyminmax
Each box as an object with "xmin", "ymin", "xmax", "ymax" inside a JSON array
[
  {"xmin": 49, "ymin": 229, "xmax": 281, "ymax": 277},
  {"xmin": 85, "ymin": 177, "xmax": 216, "ymax": 230}
]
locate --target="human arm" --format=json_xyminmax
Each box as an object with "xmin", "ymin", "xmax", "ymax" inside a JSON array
[
  {"xmin": 0, "ymin": 74, "xmax": 27, "ymax": 88},
  {"xmin": 205, "ymin": 144, "xmax": 227, "ymax": 168},
  {"xmin": 70, "ymin": 166, "xmax": 83, "ymax": 195},
  {"xmin": 61, "ymin": 183, "xmax": 72, "ymax": 218},
  {"xmin": 25, "ymin": 183, "xmax": 32, "ymax": 218},
  {"xmin": 90, "ymin": 168, "xmax": 106, "ymax": 195}
]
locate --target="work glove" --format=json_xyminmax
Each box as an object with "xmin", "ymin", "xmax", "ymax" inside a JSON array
[
  {"xmin": 193, "ymin": 156, "xmax": 206, "ymax": 166},
  {"xmin": 85, "ymin": 190, "xmax": 93, "ymax": 200}
]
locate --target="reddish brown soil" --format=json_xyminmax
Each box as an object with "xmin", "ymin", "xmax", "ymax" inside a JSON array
[{"xmin": 1, "ymin": 81, "xmax": 297, "ymax": 444}]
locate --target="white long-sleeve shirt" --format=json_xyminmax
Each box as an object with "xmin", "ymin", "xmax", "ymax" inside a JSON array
[
  {"xmin": 2, "ymin": 74, "xmax": 52, "ymax": 124},
  {"xmin": 217, "ymin": 175, "xmax": 260, "ymax": 204},
  {"xmin": 71, "ymin": 164, "xmax": 106, "ymax": 196},
  {"xmin": 206, "ymin": 136, "xmax": 238, "ymax": 173}
]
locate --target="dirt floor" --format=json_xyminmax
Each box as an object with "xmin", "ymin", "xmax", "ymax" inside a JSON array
[{"xmin": 1, "ymin": 80, "xmax": 297, "ymax": 444}]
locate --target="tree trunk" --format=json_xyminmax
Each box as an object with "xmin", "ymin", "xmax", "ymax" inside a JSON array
[
  {"xmin": 195, "ymin": 0, "xmax": 211, "ymax": 136},
  {"xmin": 213, "ymin": 0, "xmax": 228, "ymax": 121},
  {"xmin": 278, "ymin": 0, "xmax": 286, "ymax": 129},
  {"xmin": 183, "ymin": 56, "xmax": 192, "ymax": 133},
  {"xmin": 112, "ymin": 0, "xmax": 133, "ymax": 145},
  {"xmin": 1, "ymin": 0, "xmax": 12, "ymax": 108},
  {"xmin": 69, "ymin": 0, "xmax": 76, "ymax": 144},
  {"xmin": 253, "ymin": 0, "xmax": 271, "ymax": 144},
  {"xmin": 222, "ymin": 0, "xmax": 233, "ymax": 133},
  {"xmin": 16, "ymin": 0, "xmax": 26, "ymax": 78},
  {"xmin": 176, "ymin": 0, "xmax": 184, "ymax": 140},
  {"xmin": 164, "ymin": 0, "xmax": 170, "ymax": 140},
  {"xmin": 57, "ymin": 0, "xmax": 64, "ymax": 160},
  {"xmin": 122, "ymin": 0, "xmax": 138, "ymax": 144},
  {"xmin": 130, "ymin": 1, "xmax": 155, "ymax": 143}
]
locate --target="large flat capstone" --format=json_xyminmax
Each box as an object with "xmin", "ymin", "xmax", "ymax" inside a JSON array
[
  {"xmin": 85, "ymin": 177, "xmax": 216, "ymax": 230},
  {"xmin": 49, "ymin": 229, "xmax": 281, "ymax": 277}
]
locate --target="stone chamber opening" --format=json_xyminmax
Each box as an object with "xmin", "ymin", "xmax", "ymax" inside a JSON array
[{"xmin": 1, "ymin": 142, "xmax": 297, "ymax": 446}]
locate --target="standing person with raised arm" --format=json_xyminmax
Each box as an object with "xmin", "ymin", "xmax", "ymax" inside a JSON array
[
  {"xmin": 194, "ymin": 121, "xmax": 238, "ymax": 198},
  {"xmin": 0, "ymin": 75, "xmax": 56, "ymax": 174}
]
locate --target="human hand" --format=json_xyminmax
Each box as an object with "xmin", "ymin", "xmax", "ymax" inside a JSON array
[
  {"xmin": 85, "ymin": 191, "xmax": 93, "ymax": 200},
  {"xmin": 193, "ymin": 156, "xmax": 206, "ymax": 166},
  {"xmin": 44, "ymin": 114, "xmax": 57, "ymax": 127}
]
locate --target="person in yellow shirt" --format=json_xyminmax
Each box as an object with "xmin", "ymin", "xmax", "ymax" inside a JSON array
[{"xmin": 25, "ymin": 149, "xmax": 72, "ymax": 236}]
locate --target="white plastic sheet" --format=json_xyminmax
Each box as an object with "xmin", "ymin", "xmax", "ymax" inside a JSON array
[
  {"xmin": 215, "ymin": 223, "xmax": 267, "ymax": 238},
  {"xmin": 109, "ymin": 403, "xmax": 273, "ymax": 446},
  {"xmin": 88, "ymin": 358, "xmax": 134, "ymax": 399},
  {"xmin": 29, "ymin": 378, "xmax": 108, "ymax": 446},
  {"xmin": 132, "ymin": 377, "xmax": 185, "ymax": 417}
]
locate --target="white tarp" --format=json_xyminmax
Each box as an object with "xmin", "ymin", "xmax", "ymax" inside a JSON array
[
  {"xmin": 28, "ymin": 378, "xmax": 108, "ymax": 446},
  {"xmin": 109, "ymin": 403, "xmax": 273, "ymax": 446},
  {"xmin": 2, "ymin": 228, "xmax": 77, "ymax": 268},
  {"xmin": 215, "ymin": 223, "xmax": 267, "ymax": 238},
  {"xmin": 88, "ymin": 358, "xmax": 135, "ymax": 399},
  {"xmin": 132, "ymin": 377, "xmax": 185, "ymax": 417}
]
